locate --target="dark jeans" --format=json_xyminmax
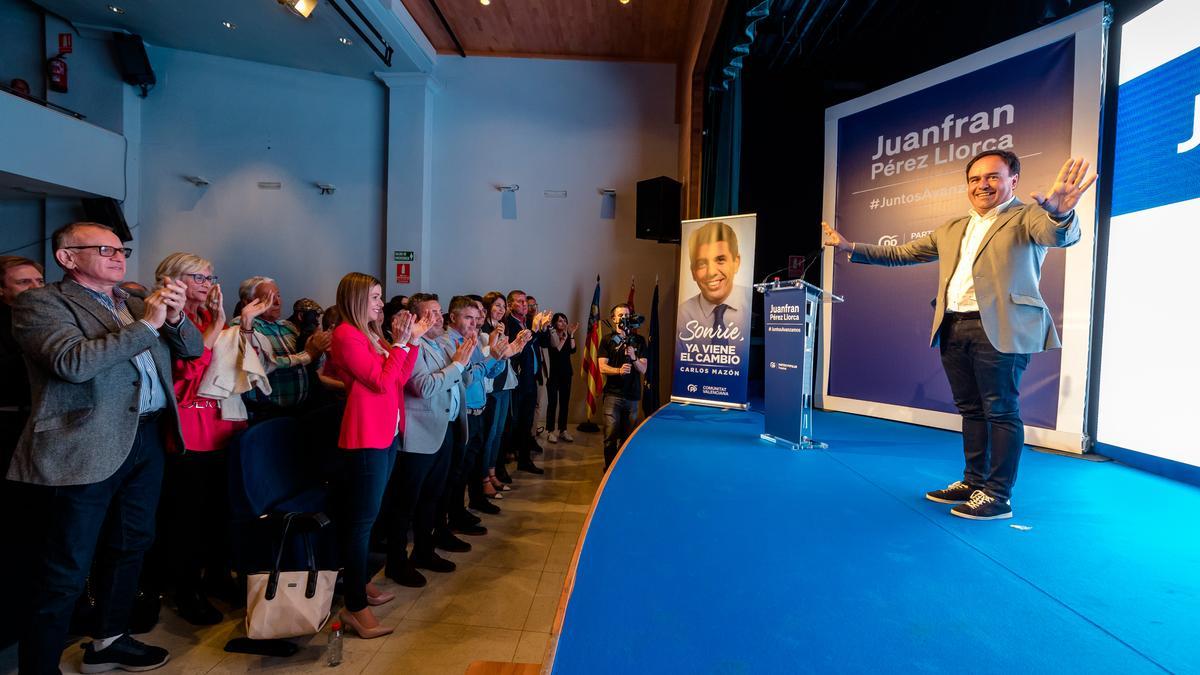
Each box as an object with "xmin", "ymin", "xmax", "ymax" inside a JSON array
[
  {"xmin": 161, "ymin": 449, "xmax": 229, "ymax": 597},
  {"xmin": 481, "ymin": 389, "xmax": 512, "ymax": 476},
  {"xmin": 546, "ymin": 375, "xmax": 572, "ymax": 433},
  {"xmin": 436, "ymin": 417, "xmax": 474, "ymax": 532},
  {"xmin": 335, "ymin": 437, "xmax": 398, "ymax": 612},
  {"xmin": 387, "ymin": 425, "xmax": 452, "ymax": 566},
  {"xmin": 602, "ymin": 395, "xmax": 640, "ymax": 470},
  {"xmin": 939, "ymin": 316, "xmax": 1030, "ymax": 501},
  {"xmin": 21, "ymin": 414, "xmax": 166, "ymax": 675}
]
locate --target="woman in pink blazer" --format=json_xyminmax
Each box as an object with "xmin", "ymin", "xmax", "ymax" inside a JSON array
[{"xmin": 328, "ymin": 272, "xmax": 429, "ymax": 638}]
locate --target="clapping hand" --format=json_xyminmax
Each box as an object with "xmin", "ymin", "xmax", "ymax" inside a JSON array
[
  {"xmin": 452, "ymin": 335, "xmax": 477, "ymax": 366},
  {"xmin": 1031, "ymin": 157, "xmax": 1097, "ymax": 218},
  {"xmin": 507, "ymin": 329, "xmax": 533, "ymax": 357},
  {"xmin": 410, "ymin": 315, "xmax": 433, "ymax": 342},
  {"xmin": 206, "ymin": 284, "xmax": 226, "ymax": 325},
  {"xmin": 305, "ymin": 329, "xmax": 332, "ymax": 357},
  {"xmin": 392, "ymin": 310, "xmax": 415, "ymax": 345},
  {"xmin": 531, "ymin": 310, "xmax": 553, "ymax": 332},
  {"xmin": 567, "ymin": 322, "xmax": 579, "ymax": 335},
  {"xmin": 489, "ymin": 332, "xmax": 511, "ymax": 359},
  {"xmin": 158, "ymin": 276, "xmax": 189, "ymax": 324},
  {"xmin": 239, "ymin": 295, "xmax": 271, "ymax": 326}
]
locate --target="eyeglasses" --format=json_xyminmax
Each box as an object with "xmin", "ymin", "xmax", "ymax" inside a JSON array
[
  {"xmin": 183, "ymin": 273, "xmax": 219, "ymax": 284},
  {"xmin": 63, "ymin": 245, "xmax": 133, "ymax": 258}
]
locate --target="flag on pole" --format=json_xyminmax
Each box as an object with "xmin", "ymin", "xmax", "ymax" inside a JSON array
[
  {"xmin": 642, "ymin": 277, "xmax": 661, "ymax": 416},
  {"xmin": 580, "ymin": 276, "xmax": 604, "ymax": 422}
]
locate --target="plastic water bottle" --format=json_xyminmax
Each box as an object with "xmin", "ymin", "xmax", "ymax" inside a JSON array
[{"xmin": 326, "ymin": 620, "xmax": 343, "ymax": 666}]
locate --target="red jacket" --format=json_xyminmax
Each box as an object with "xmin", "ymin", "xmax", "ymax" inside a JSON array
[
  {"xmin": 331, "ymin": 323, "xmax": 419, "ymax": 450},
  {"xmin": 172, "ymin": 309, "xmax": 246, "ymax": 452}
]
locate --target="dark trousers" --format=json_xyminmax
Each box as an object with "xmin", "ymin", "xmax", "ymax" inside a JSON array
[
  {"xmin": 463, "ymin": 414, "xmax": 487, "ymax": 505},
  {"xmin": 546, "ymin": 375, "xmax": 572, "ymax": 433},
  {"xmin": 335, "ymin": 437, "xmax": 398, "ymax": 612},
  {"xmin": 939, "ymin": 316, "xmax": 1030, "ymax": 501},
  {"xmin": 511, "ymin": 384, "xmax": 537, "ymax": 464},
  {"xmin": 160, "ymin": 449, "xmax": 229, "ymax": 598},
  {"xmin": 21, "ymin": 414, "xmax": 166, "ymax": 675},
  {"xmin": 602, "ymin": 395, "xmax": 640, "ymax": 470},
  {"xmin": 435, "ymin": 417, "xmax": 474, "ymax": 533},
  {"xmin": 387, "ymin": 425, "xmax": 452, "ymax": 566}
]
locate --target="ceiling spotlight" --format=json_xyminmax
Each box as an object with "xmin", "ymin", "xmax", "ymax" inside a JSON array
[
  {"xmin": 620, "ymin": 0, "xmax": 631, "ymax": 4},
  {"xmin": 338, "ymin": 37, "xmax": 352, "ymax": 45},
  {"xmin": 277, "ymin": 0, "xmax": 318, "ymax": 19},
  {"xmin": 480, "ymin": 0, "xmax": 490, "ymax": 5},
  {"xmin": 107, "ymin": 5, "xmax": 125, "ymax": 13},
  {"xmin": 221, "ymin": 21, "xmax": 237, "ymax": 29}
]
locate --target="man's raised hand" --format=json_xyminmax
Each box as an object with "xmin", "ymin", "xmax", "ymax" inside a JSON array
[
  {"xmin": 822, "ymin": 221, "xmax": 853, "ymax": 253},
  {"xmin": 1031, "ymin": 157, "xmax": 1097, "ymax": 218}
]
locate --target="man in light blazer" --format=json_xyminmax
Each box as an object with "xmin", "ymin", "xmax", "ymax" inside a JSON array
[
  {"xmin": 823, "ymin": 152, "xmax": 1096, "ymax": 520},
  {"xmin": 386, "ymin": 293, "xmax": 474, "ymax": 588},
  {"xmin": 9, "ymin": 222, "xmax": 202, "ymax": 673}
]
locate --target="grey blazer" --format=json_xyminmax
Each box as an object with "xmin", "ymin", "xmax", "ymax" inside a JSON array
[
  {"xmin": 7, "ymin": 280, "xmax": 203, "ymax": 486},
  {"xmin": 403, "ymin": 334, "xmax": 467, "ymax": 454},
  {"xmin": 850, "ymin": 200, "xmax": 1080, "ymax": 354}
]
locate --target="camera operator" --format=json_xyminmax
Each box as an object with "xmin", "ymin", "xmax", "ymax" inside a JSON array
[{"xmin": 598, "ymin": 304, "xmax": 647, "ymax": 470}]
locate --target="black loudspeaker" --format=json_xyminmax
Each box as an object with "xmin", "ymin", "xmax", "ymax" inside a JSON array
[
  {"xmin": 112, "ymin": 33, "xmax": 156, "ymax": 89},
  {"xmin": 636, "ymin": 176, "xmax": 682, "ymax": 243},
  {"xmin": 81, "ymin": 197, "xmax": 134, "ymax": 242}
]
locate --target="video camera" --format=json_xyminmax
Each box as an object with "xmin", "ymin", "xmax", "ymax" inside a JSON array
[{"xmin": 609, "ymin": 313, "xmax": 646, "ymax": 352}]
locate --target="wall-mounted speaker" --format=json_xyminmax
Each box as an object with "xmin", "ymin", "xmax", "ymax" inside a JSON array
[
  {"xmin": 112, "ymin": 33, "xmax": 155, "ymax": 92},
  {"xmin": 81, "ymin": 197, "xmax": 133, "ymax": 242},
  {"xmin": 636, "ymin": 176, "xmax": 682, "ymax": 243}
]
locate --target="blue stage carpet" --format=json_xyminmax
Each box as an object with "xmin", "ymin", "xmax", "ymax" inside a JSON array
[{"xmin": 551, "ymin": 404, "xmax": 1199, "ymax": 674}]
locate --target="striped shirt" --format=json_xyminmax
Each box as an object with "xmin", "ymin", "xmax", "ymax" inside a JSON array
[{"xmin": 75, "ymin": 282, "xmax": 168, "ymax": 414}]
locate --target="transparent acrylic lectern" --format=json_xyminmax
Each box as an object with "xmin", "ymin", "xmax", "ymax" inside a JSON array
[{"xmin": 754, "ymin": 279, "xmax": 843, "ymax": 449}]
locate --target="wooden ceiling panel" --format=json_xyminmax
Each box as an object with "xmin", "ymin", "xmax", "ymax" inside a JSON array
[{"xmin": 399, "ymin": 0, "xmax": 691, "ymax": 62}]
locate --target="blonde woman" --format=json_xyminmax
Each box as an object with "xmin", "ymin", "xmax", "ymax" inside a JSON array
[
  {"xmin": 328, "ymin": 273, "xmax": 430, "ymax": 638},
  {"xmin": 152, "ymin": 252, "xmax": 269, "ymax": 626}
]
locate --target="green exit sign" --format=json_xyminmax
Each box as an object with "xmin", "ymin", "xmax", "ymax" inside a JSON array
[{"xmin": 393, "ymin": 250, "xmax": 414, "ymax": 262}]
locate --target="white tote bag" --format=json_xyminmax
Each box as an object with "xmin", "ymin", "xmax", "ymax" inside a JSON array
[{"xmin": 245, "ymin": 513, "xmax": 336, "ymax": 639}]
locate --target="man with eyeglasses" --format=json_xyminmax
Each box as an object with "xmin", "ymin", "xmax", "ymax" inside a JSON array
[{"xmin": 7, "ymin": 221, "xmax": 202, "ymax": 673}]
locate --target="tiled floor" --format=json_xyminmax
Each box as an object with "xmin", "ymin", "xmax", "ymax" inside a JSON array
[{"xmin": 0, "ymin": 431, "xmax": 605, "ymax": 675}]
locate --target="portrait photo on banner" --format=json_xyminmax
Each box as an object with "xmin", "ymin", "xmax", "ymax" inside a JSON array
[{"xmin": 672, "ymin": 214, "xmax": 757, "ymax": 409}]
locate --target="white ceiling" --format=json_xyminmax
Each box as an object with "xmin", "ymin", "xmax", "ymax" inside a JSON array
[{"xmin": 30, "ymin": 0, "xmax": 426, "ymax": 79}]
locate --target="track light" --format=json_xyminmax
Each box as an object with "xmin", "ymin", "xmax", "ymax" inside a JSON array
[{"xmin": 278, "ymin": 0, "xmax": 319, "ymax": 19}]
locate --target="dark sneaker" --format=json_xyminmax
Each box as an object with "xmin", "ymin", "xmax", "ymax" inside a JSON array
[
  {"xmin": 81, "ymin": 634, "xmax": 170, "ymax": 673},
  {"xmin": 925, "ymin": 480, "xmax": 975, "ymax": 504},
  {"xmin": 951, "ymin": 490, "xmax": 1013, "ymax": 520}
]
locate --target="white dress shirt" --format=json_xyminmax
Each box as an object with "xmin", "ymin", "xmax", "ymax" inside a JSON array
[{"xmin": 946, "ymin": 196, "xmax": 1017, "ymax": 312}]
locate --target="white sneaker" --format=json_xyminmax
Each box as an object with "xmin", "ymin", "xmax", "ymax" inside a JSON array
[
  {"xmin": 560, "ymin": 432, "xmax": 574, "ymax": 442},
  {"xmin": 547, "ymin": 431, "xmax": 559, "ymax": 443}
]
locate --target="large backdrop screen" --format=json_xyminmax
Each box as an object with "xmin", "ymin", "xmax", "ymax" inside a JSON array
[
  {"xmin": 820, "ymin": 7, "xmax": 1104, "ymax": 452},
  {"xmin": 1096, "ymin": 0, "xmax": 1200, "ymax": 467}
]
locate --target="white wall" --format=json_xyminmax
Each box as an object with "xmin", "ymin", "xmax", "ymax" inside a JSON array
[
  {"xmin": 137, "ymin": 46, "xmax": 387, "ymax": 309},
  {"xmin": 426, "ymin": 56, "xmax": 680, "ymax": 422}
]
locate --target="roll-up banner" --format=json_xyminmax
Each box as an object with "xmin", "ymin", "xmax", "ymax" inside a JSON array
[
  {"xmin": 671, "ymin": 214, "xmax": 757, "ymax": 410},
  {"xmin": 820, "ymin": 6, "xmax": 1104, "ymax": 453}
]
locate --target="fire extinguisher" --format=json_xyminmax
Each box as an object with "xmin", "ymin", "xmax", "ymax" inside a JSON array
[{"xmin": 47, "ymin": 53, "xmax": 68, "ymax": 93}]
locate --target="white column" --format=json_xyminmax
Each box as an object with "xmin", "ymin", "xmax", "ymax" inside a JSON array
[{"xmin": 375, "ymin": 72, "xmax": 440, "ymax": 297}]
